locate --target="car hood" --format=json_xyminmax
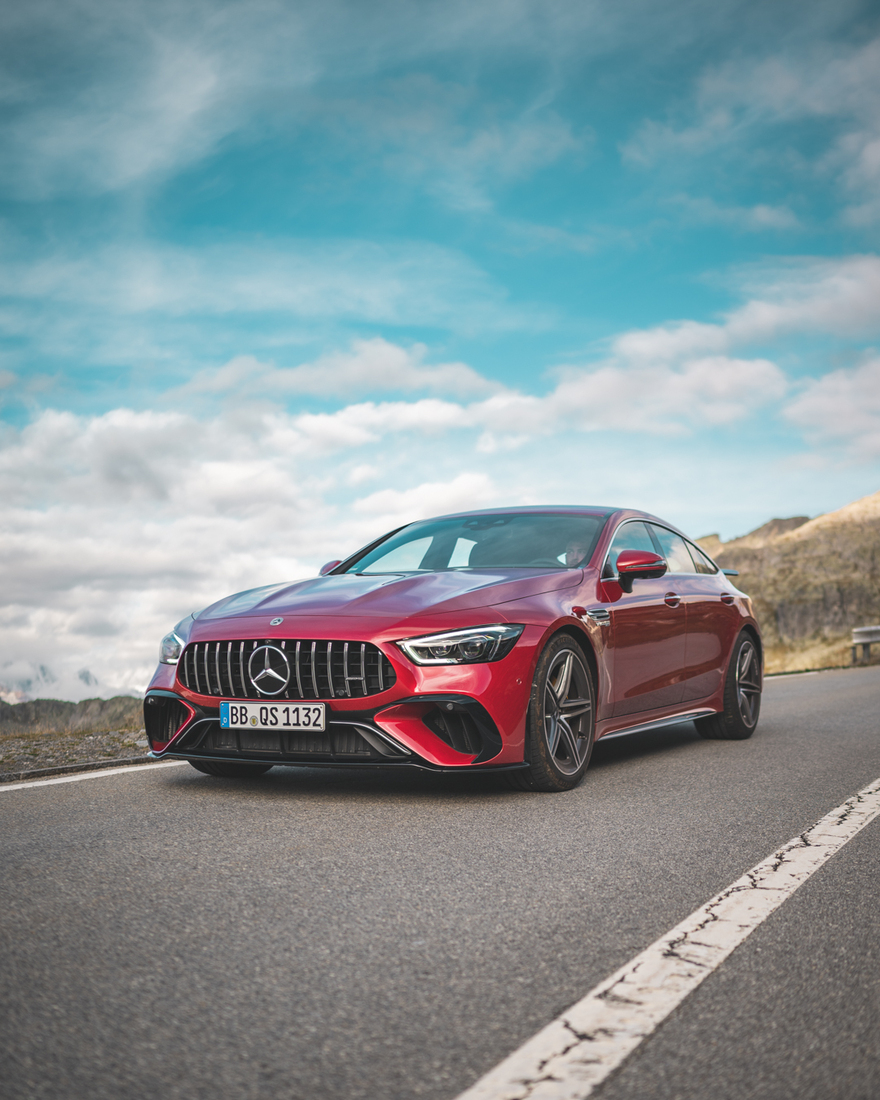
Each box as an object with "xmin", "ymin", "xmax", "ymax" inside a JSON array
[{"xmin": 197, "ymin": 568, "xmax": 582, "ymax": 624}]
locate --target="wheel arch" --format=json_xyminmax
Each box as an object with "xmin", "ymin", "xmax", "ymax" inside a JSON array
[
  {"xmin": 547, "ymin": 624, "xmax": 601, "ymax": 696},
  {"xmin": 739, "ymin": 623, "xmax": 764, "ymax": 678}
]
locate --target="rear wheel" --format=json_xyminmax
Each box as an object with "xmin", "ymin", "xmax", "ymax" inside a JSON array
[
  {"xmin": 509, "ymin": 635, "xmax": 596, "ymax": 792},
  {"xmin": 188, "ymin": 760, "xmax": 274, "ymax": 778},
  {"xmin": 696, "ymin": 631, "xmax": 761, "ymax": 740}
]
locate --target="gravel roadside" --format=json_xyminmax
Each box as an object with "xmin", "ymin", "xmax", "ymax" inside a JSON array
[{"xmin": 0, "ymin": 726, "xmax": 150, "ymax": 780}]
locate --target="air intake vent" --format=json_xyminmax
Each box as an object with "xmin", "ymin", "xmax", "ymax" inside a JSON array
[
  {"xmin": 424, "ymin": 706, "xmax": 483, "ymax": 755},
  {"xmin": 144, "ymin": 696, "xmax": 191, "ymax": 746},
  {"xmin": 178, "ymin": 640, "xmax": 396, "ymax": 700}
]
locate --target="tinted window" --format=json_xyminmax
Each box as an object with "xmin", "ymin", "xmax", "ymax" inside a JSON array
[
  {"xmin": 602, "ymin": 521, "xmax": 656, "ymax": 578},
  {"xmin": 687, "ymin": 541, "xmax": 719, "ymax": 575},
  {"xmin": 650, "ymin": 526, "xmax": 695, "ymax": 574},
  {"xmin": 345, "ymin": 513, "xmax": 607, "ymax": 574}
]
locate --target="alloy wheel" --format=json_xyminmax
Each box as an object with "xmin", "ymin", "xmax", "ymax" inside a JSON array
[
  {"xmin": 736, "ymin": 641, "xmax": 761, "ymax": 728},
  {"xmin": 542, "ymin": 648, "xmax": 594, "ymax": 775}
]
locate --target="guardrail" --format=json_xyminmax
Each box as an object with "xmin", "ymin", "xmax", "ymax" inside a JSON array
[{"xmin": 852, "ymin": 626, "xmax": 880, "ymax": 665}]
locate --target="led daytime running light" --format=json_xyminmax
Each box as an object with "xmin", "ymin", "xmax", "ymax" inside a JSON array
[{"xmin": 397, "ymin": 624, "xmax": 524, "ymax": 665}]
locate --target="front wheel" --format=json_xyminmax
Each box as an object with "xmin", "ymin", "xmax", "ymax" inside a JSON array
[
  {"xmin": 188, "ymin": 760, "xmax": 274, "ymax": 778},
  {"xmin": 695, "ymin": 631, "xmax": 762, "ymax": 740},
  {"xmin": 509, "ymin": 635, "xmax": 596, "ymax": 792}
]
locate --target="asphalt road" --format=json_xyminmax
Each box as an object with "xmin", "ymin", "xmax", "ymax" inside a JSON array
[{"xmin": 2, "ymin": 666, "xmax": 879, "ymax": 1100}]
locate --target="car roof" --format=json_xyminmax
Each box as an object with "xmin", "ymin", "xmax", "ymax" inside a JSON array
[
  {"xmin": 413, "ymin": 505, "xmax": 617, "ymax": 521},
  {"xmin": 403, "ymin": 505, "xmax": 695, "ymax": 545}
]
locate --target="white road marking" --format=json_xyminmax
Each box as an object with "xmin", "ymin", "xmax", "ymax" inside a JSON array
[
  {"xmin": 456, "ymin": 776, "xmax": 880, "ymax": 1100},
  {"xmin": 0, "ymin": 760, "xmax": 188, "ymax": 792}
]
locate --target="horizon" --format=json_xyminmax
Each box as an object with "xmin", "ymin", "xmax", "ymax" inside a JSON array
[{"xmin": 1, "ymin": 0, "xmax": 879, "ymax": 701}]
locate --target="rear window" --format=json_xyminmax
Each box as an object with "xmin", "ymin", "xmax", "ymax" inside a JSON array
[
  {"xmin": 345, "ymin": 513, "xmax": 607, "ymax": 574},
  {"xmin": 650, "ymin": 526, "xmax": 695, "ymax": 574},
  {"xmin": 687, "ymin": 541, "xmax": 719, "ymax": 575}
]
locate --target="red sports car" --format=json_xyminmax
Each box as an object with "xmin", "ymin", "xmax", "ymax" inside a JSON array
[{"xmin": 144, "ymin": 506, "xmax": 762, "ymax": 791}]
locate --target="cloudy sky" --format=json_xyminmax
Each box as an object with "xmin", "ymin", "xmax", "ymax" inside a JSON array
[{"xmin": 2, "ymin": 0, "xmax": 879, "ymax": 701}]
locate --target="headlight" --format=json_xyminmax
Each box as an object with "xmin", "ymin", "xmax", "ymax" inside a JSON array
[
  {"xmin": 159, "ymin": 616, "xmax": 194, "ymax": 665},
  {"xmin": 159, "ymin": 617, "xmax": 192, "ymax": 665},
  {"xmin": 159, "ymin": 631, "xmax": 185, "ymax": 665},
  {"xmin": 397, "ymin": 624, "xmax": 524, "ymax": 665}
]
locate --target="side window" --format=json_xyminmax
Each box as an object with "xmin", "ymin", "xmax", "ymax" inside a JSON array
[
  {"xmin": 650, "ymin": 526, "xmax": 694, "ymax": 574},
  {"xmin": 686, "ymin": 541, "xmax": 718, "ymax": 575},
  {"xmin": 602, "ymin": 522, "xmax": 657, "ymax": 578}
]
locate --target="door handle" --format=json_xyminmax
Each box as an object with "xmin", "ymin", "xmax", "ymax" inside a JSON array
[
  {"xmin": 720, "ymin": 593, "xmax": 735, "ymax": 605},
  {"xmin": 664, "ymin": 593, "xmax": 681, "ymax": 607}
]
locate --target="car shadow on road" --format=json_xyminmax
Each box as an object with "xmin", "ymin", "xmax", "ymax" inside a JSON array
[{"xmin": 159, "ymin": 721, "xmax": 704, "ymax": 801}]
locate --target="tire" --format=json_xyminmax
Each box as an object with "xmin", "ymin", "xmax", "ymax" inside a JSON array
[
  {"xmin": 509, "ymin": 634, "xmax": 596, "ymax": 792},
  {"xmin": 695, "ymin": 631, "xmax": 762, "ymax": 741},
  {"xmin": 188, "ymin": 760, "xmax": 274, "ymax": 778}
]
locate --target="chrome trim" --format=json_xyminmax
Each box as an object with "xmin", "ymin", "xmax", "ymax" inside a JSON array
[
  {"xmin": 294, "ymin": 640, "xmax": 303, "ymax": 698},
  {"xmin": 598, "ymin": 709, "xmax": 717, "ymax": 742},
  {"xmin": 586, "ymin": 608, "xmax": 610, "ymax": 623},
  {"xmin": 203, "ymin": 644, "xmax": 210, "ymax": 696},
  {"xmin": 326, "ymin": 642, "xmax": 335, "ymax": 698},
  {"xmin": 310, "ymin": 642, "xmax": 319, "ymax": 698},
  {"xmin": 240, "ymin": 641, "xmax": 249, "ymax": 698}
]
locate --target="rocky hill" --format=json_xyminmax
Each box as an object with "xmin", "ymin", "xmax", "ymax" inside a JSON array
[
  {"xmin": 0, "ymin": 695, "xmax": 143, "ymax": 734},
  {"xmin": 698, "ymin": 489, "xmax": 880, "ymax": 672}
]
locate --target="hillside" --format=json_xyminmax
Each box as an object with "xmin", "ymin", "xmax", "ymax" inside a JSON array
[
  {"xmin": 0, "ymin": 695, "xmax": 143, "ymax": 734},
  {"xmin": 698, "ymin": 489, "xmax": 880, "ymax": 673}
]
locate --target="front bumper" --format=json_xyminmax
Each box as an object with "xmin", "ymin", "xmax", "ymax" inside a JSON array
[{"xmin": 144, "ymin": 626, "xmax": 543, "ymax": 768}]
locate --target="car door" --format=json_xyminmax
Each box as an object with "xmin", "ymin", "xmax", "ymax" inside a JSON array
[
  {"xmin": 602, "ymin": 521, "xmax": 687, "ymax": 717},
  {"xmin": 650, "ymin": 525, "xmax": 739, "ymax": 702}
]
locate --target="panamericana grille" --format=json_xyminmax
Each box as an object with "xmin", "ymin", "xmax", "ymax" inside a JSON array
[{"xmin": 178, "ymin": 639, "xmax": 396, "ymax": 700}]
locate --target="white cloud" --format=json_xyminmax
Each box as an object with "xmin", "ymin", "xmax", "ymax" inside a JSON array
[
  {"xmin": 671, "ymin": 194, "xmax": 800, "ymax": 231},
  {"xmin": 183, "ymin": 339, "xmax": 501, "ymax": 401},
  {"xmin": 784, "ymin": 356, "xmax": 880, "ymax": 459},
  {"xmin": 622, "ymin": 36, "xmax": 880, "ymax": 223},
  {"xmin": 0, "ymin": 237, "xmax": 537, "ymax": 375},
  {"xmin": 0, "ymin": 238, "xmax": 514, "ymax": 326},
  {"xmin": 332, "ymin": 74, "xmax": 583, "ymax": 212},
  {"xmin": 612, "ymin": 255, "xmax": 880, "ymax": 365},
  {"xmin": 352, "ymin": 472, "xmax": 499, "ymax": 530}
]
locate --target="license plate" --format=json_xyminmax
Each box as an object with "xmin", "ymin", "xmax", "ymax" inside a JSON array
[{"xmin": 220, "ymin": 700, "xmax": 326, "ymax": 732}]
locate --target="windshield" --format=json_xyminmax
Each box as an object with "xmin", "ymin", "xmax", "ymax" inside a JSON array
[{"xmin": 344, "ymin": 513, "xmax": 607, "ymax": 574}]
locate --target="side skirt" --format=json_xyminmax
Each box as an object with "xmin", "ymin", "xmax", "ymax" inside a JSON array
[{"xmin": 596, "ymin": 708, "xmax": 717, "ymax": 743}]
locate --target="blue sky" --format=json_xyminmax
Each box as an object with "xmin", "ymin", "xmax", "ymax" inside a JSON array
[{"xmin": 1, "ymin": 0, "xmax": 880, "ymax": 699}]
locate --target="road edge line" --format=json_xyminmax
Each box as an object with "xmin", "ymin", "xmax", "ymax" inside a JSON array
[
  {"xmin": 454, "ymin": 776, "xmax": 880, "ymax": 1100},
  {"xmin": 0, "ymin": 760, "xmax": 189, "ymax": 792}
]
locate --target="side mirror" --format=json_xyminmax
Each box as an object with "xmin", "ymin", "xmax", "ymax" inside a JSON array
[
  {"xmin": 319, "ymin": 560, "xmax": 342, "ymax": 576},
  {"xmin": 616, "ymin": 550, "xmax": 667, "ymax": 593}
]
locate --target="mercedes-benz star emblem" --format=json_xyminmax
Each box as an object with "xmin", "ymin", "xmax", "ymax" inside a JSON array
[
  {"xmin": 270, "ymin": 617, "xmax": 284, "ymax": 626},
  {"xmin": 248, "ymin": 645, "xmax": 290, "ymax": 696}
]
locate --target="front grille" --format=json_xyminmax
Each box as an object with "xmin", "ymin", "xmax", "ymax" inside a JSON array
[{"xmin": 178, "ymin": 639, "xmax": 396, "ymax": 700}]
